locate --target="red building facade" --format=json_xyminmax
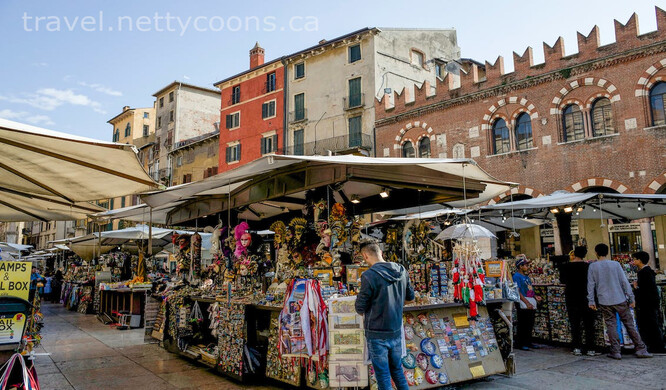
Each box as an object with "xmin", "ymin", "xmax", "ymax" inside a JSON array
[
  {"xmin": 215, "ymin": 43, "xmax": 284, "ymax": 172},
  {"xmin": 375, "ymin": 9, "xmax": 666, "ymax": 198},
  {"xmin": 374, "ymin": 8, "xmax": 666, "ymax": 261}
]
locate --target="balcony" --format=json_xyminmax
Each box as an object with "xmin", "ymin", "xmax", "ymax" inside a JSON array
[
  {"xmin": 343, "ymin": 93, "xmax": 365, "ymax": 110},
  {"xmin": 278, "ymin": 133, "xmax": 372, "ymax": 156},
  {"xmin": 289, "ymin": 109, "xmax": 308, "ymax": 123}
]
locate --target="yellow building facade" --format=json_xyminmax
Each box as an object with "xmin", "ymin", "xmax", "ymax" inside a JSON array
[{"xmin": 106, "ymin": 105, "xmax": 156, "ymax": 230}]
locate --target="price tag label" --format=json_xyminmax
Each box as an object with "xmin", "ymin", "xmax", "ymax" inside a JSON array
[
  {"xmin": 470, "ymin": 363, "xmax": 485, "ymax": 378},
  {"xmin": 453, "ymin": 314, "xmax": 469, "ymax": 327}
]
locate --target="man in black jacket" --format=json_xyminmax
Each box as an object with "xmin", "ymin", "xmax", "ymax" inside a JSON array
[
  {"xmin": 632, "ymin": 251, "xmax": 665, "ymax": 353},
  {"xmin": 355, "ymin": 240, "xmax": 414, "ymax": 390}
]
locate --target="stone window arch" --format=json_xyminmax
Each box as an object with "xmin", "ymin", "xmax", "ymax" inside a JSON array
[
  {"xmin": 514, "ymin": 113, "xmax": 533, "ymax": 150},
  {"xmin": 418, "ymin": 137, "xmax": 431, "ymax": 158},
  {"xmin": 590, "ymin": 97, "xmax": 614, "ymax": 137},
  {"xmin": 402, "ymin": 140, "xmax": 415, "ymax": 158}
]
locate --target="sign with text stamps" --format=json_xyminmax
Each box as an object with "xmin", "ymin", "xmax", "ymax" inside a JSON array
[{"xmin": 0, "ymin": 262, "xmax": 30, "ymax": 301}]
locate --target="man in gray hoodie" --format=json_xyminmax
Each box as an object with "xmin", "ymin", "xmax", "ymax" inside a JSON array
[
  {"xmin": 587, "ymin": 243, "xmax": 652, "ymax": 359},
  {"xmin": 356, "ymin": 240, "xmax": 414, "ymax": 390}
]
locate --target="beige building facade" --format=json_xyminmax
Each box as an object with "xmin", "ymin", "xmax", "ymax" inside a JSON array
[
  {"xmin": 152, "ymin": 82, "xmax": 221, "ymax": 186},
  {"xmin": 170, "ymin": 131, "xmax": 219, "ymax": 186},
  {"xmin": 107, "ymin": 105, "xmax": 157, "ymax": 229},
  {"xmin": 284, "ymin": 28, "xmax": 460, "ymax": 155}
]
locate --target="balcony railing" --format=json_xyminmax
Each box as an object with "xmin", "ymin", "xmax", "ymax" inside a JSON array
[
  {"xmin": 278, "ymin": 133, "xmax": 372, "ymax": 156},
  {"xmin": 289, "ymin": 109, "xmax": 308, "ymax": 123},
  {"xmin": 343, "ymin": 93, "xmax": 365, "ymax": 110}
]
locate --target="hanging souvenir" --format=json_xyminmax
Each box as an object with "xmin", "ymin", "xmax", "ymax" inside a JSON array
[
  {"xmin": 329, "ymin": 203, "xmax": 348, "ymax": 249},
  {"xmin": 191, "ymin": 232, "xmax": 202, "ymax": 278},
  {"xmin": 414, "ymin": 367, "xmax": 424, "ymax": 385},
  {"xmin": 401, "ymin": 353, "xmax": 416, "ymax": 369},
  {"xmin": 416, "ymin": 353, "xmax": 428, "ymax": 370},
  {"xmin": 430, "ymin": 354, "xmax": 443, "ymax": 369},
  {"xmin": 425, "ymin": 369, "xmax": 438, "ymax": 384}
]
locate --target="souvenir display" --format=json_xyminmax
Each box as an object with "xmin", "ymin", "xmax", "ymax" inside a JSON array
[
  {"xmin": 217, "ymin": 302, "xmax": 246, "ymax": 378},
  {"xmin": 547, "ymin": 285, "xmax": 571, "ymax": 343},
  {"xmin": 136, "ymin": 195, "xmax": 518, "ymax": 388},
  {"xmin": 451, "ymin": 241, "xmax": 486, "ymax": 320},
  {"xmin": 328, "ymin": 296, "xmax": 364, "ymax": 388},
  {"xmin": 409, "ymin": 263, "xmax": 428, "ymax": 293},
  {"xmin": 429, "ymin": 262, "xmax": 449, "ymax": 301},
  {"xmin": 266, "ymin": 312, "xmax": 301, "ymax": 386},
  {"xmin": 398, "ymin": 306, "xmax": 506, "ymax": 389},
  {"xmin": 532, "ymin": 285, "xmax": 550, "ymax": 341}
]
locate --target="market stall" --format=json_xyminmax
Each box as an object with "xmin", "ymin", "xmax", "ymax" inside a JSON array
[{"xmin": 138, "ymin": 155, "xmax": 519, "ymax": 388}]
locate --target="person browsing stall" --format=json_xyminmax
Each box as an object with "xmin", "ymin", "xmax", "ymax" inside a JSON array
[
  {"xmin": 631, "ymin": 251, "xmax": 665, "ymax": 353},
  {"xmin": 559, "ymin": 246, "xmax": 599, "ymax": 356},
  {"xmin": 512, "ymin": 255, "xmax": 542, "ymax": 351},
  {"xmin": 355, "ymin": 240, "xmax": 414, "ymax": 390},
  {"xmin": 587, "ymin": 244, "xmax": 652, "ymax": 359}
]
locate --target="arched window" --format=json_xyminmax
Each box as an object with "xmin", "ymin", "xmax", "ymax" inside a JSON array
[
  {"xmin": 418, "ymin": 137, "xmax": 431, "ymax": 158},
  {"xmin": 125, "ymin": 123, "xmax": 131, "ymax": 137},
  {"xmin": 649, "ymin": 82, "xmax": 666, "ymax": 126},
  {"xmin": 562, "ymin": 104, "xmax": 584, "ymax": 142},
  {"xmin": 514, "ymin": 113, "xmax": 533, "ymax": 150},
  {"xmin": 402, "ymin": 141, "xmax": 415, "ymax": 158},
  {"xmin": 591, "ymin": 98, "xmax": 614, "ymax": 137},
  {"xmin": 491, "ymin": 118, "xmax": 510, "ymax": 154}
]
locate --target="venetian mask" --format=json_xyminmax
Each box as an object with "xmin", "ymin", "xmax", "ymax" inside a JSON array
[{"xmin": 240, "ymin": 233, "xmax": 252, "ymax": 248}]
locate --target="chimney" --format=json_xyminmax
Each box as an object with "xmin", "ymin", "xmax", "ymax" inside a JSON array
[
  {"xmin": 249, "ymin": 42, "xmax": 265, "ymax": 69},
  {"xmin": 123, "ymin": 106, "xmax": 130, "ymax": 111}
]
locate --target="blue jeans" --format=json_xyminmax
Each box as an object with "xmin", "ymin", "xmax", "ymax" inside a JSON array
[{"xmin": 368, "ymin": 336, "xmax": 408, "ymax": 390}]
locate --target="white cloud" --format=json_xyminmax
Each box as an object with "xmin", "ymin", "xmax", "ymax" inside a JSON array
[
  {"xmin": 0, "ymin": 109, "xmax": 55, "ymax": 126},
  {"xmin": 78, "ymin": 81, "xmax": 123, "ymax": 97},
  {"xmin": 0, "ymin": 88, "xmax": 106, "ymax": 114},
  {"xmin": 31, "ymin": 62, "xmax": 48, "ymax": 67}
]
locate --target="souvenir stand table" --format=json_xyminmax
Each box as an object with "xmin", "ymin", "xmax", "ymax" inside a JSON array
[
  {"xmin": 141, "ymin": 156, "xmax": 516, "ymax": 388},
  {"xmin": 98, "ymin": 286, "xmax": 151, "ymax": 328}
]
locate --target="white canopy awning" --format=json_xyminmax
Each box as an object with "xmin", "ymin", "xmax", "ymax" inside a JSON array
[
  {"xmin": 0, "ymin": 118, "xmax": 159, "ymax": 221},
  {"xmin": 0, "ymin": 242, "xmax": 33, "ymax": 254},
  {"xmin": 51, "ymin": 225, "xmax": 213, "ymax": 260},
  {"xmin": 481, "ymin": 192, "xmax": 666, "ymax": 220},
  {"xmin": 91, "ymin": 201, "xmax": 186, "ymax": 225},
  {"xmin": 141, "ymin": 155, "xmax": 514, "ymax": 224}
]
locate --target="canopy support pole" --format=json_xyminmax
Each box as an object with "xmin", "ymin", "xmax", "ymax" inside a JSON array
[{"xmin": 148, "ymin": 207, "xmax": 153, "ymax": 256}]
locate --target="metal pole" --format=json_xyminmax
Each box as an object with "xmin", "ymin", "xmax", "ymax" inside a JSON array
[{"xmin": 148, "ymin": 207, "xmax": 153, "ymax": 256}]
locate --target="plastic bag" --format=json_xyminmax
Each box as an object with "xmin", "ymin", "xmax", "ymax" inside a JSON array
[
  {"xmin": 503, "ymin": 280, "xmax": 520, "ymax": 303},
  {"xmin": 0, "ymin": 353, "xmax": 40, "ymax": 390}
]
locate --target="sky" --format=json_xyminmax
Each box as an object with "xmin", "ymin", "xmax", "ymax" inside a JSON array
[{"xmin": 0, "ymin": 0, "xmax": 661, "ymax": 141}]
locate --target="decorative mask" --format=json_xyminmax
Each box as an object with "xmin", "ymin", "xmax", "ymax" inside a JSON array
[
  {"xmin": 270, "ymin": 221, "xmax": 286, "ymax": 248},
  {"xmin": 289, "ymin": 217, "xmax": 307, "ymax": 247},
  {"xmin": 234, "ymin": 222, "xmax": 250, "ymax": 259}
]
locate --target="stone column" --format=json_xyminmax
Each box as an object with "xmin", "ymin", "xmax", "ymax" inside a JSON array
[
  {"xmin": 553, "ymin": 219, "xmax": 562, "ymax": 256},
  {"xmin": 639, "ymin": 218, "xmax": 656, "ymax": 269}
]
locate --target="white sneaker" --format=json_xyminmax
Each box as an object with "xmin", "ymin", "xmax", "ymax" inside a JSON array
[
  {"xmin": 573, "ymin": 348, "xmax": 582, "ymax": 356},
  {"xmin": 586, "ymin": 350, "xmax": 600, "ymax": 356}
]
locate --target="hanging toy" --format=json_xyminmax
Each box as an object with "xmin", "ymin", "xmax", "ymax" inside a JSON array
[
  {"xmin": 451, "ymin": 259, "xmax": 461, "ymax": 303},
  {"xmin": 461, "ymin": 274, "xmax": 470, "ymax": 307},
  {"xmin": 468, "ymin": 285, "xmax": 478, "ymax": 319},
  {"xmin": 473, "ymin": 271, "xmax": 485, "ymax": 307}
]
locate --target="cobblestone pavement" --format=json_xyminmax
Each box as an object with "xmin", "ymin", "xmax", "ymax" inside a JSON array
[{"xmin": 36, "ymin": 303, "xmax": 666, "ymax": 389}]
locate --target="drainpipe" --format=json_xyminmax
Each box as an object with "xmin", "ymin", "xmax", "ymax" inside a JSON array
[
  {"xmin": 281, "ymin": 58, "xmax": 289, "ymax": 154},
  {"xmin": 314, "ymin": 111, "xmax": 326, "ymax": 155},
  {"xmin": 373, "ymin": 126, "xmax": 377, "ymax": 157}
]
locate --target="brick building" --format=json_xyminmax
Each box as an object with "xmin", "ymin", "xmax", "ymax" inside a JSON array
[
  {"xmin": 215, "ymin": 43, "xmax": 284, "ymax": 172},
  {"xmin": 375, "ymin": 8, "xmax": 666, "ymax": 263}
]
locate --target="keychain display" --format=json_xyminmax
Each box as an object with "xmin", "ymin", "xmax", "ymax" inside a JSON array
[{"xmin": 217, "ymin": 302, "xmax": 246, "ymax": 378}]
